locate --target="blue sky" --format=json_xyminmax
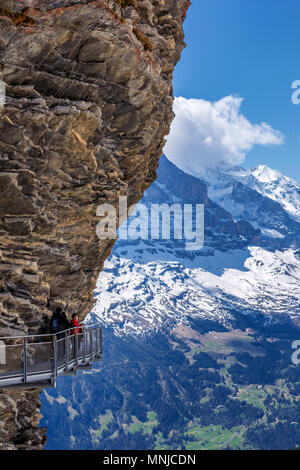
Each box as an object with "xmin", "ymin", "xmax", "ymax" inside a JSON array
[{"xmin": 172, "ymin": 0, "xmax": 300, "ymax": 180}]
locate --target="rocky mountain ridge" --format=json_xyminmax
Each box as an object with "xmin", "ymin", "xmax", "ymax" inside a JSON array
[
  {"xmin": 91, "ymin": 156, "xmax": 300, "ymax": 335},
  {"xmin": 0, "ymin": 0, "xmax": 190, "ymax": 449}
]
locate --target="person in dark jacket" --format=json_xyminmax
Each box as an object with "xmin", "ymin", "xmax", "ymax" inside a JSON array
[
  {"xmin": 50, "ymin": 308, "xmax": 71, "ymax": 361},
  {"xmin": 49, "ymin": 307, "xmax": 62, "ymax": 334},
  {"xmin": 58, "ymin": 311, "xmax": 71, "ymax": 360},
  {"xmin": 58, "ymin": 311, "xmax": 71, "ymax": 339}
]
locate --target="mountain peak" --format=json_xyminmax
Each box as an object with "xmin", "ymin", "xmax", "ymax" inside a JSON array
[{"xmin": 251, "ymin": 164, "xmax": 282, "ymax": 182}]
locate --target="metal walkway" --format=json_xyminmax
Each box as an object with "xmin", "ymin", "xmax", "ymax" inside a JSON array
[{"xmin": 0, "ymin": 321, "xmax": 102, "ymax": 388}]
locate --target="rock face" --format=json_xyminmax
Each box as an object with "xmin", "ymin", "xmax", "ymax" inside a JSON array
[{"xmin": 0, "ymin": 0, "xmax": 190, "ymax": 448}]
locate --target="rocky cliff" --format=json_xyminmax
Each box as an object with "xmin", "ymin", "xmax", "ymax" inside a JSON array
[{"xmin": 0, "ymin": 0, "xmax": 190, "ymax": 448}]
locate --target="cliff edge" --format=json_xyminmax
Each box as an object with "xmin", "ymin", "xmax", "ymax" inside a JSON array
[{"xmin": 0, "ymin": 0, "xmax": 190, "ymax": 448}]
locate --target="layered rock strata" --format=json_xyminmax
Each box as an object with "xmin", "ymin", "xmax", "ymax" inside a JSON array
[{"xmin": 0, "ymin": 0, "xmax": 190, "ymax": 448}]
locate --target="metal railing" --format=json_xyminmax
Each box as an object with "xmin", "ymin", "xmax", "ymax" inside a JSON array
[{"xmin": 0, "ymin": 321, "xmax": 102, "ymax": 388}]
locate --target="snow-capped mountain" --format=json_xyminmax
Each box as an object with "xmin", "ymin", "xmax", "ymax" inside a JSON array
[
  {"xmin": 90, "ymin": 156, "xmax": 300, "ymax": 335},
  {"xmin": 91, "ymin": 245, "xmax": 300, "ymax": 335},
  {"xmin": 201, "ymin": 164, "xmax": 300, "ymax": 241},
  {"xmin": 242, "ymin": 165, "xmax": 300, "ymax": 223},
  {"xmin": 194, "ymin": 163, "xmax": 300, "ymax": 223},
  {"xmin": 42, "ymin": 157, "xmax": 300, "ymax": 452}
]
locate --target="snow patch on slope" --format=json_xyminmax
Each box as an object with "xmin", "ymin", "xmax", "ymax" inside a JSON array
[
  {"xmin": 91, "ymin": 247, "xmax": 300, "ymax": 335},
  {"xmin": 201, "ymin": 164, "xmax": 300, "ymax": 224}
]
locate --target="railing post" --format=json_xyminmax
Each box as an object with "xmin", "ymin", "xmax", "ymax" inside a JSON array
[
  {"xmin": 83, "ymin": 328, "xmax": 87, "ymax": 363},
  {"xmin": 53, "ymin": 335, "xmax": 58, "ymax": 378},
  {"xmin": 75, "ymin": 330, "xmax": 79, "ymax": 366},
  {"xmin": 65, "ymin": 332, "xmax": 68, "ymax": 371},
  {"xmin": 100, "ymin": 324, "xmax": 102, "ymax": 355},
  {"xmin": 95, "ymin": 325, "xmax": 98, "ymax": 358},
  {"xmin": 97, "ymin": 324, "xmax": 101, "ymax": 357},
  {"xmin": 89, "ymin": 327, "xmax": 93, "ymax": 359},
  {"xmin": 23, "ymin": 338, "xmax": 27, "ymax": 383}
]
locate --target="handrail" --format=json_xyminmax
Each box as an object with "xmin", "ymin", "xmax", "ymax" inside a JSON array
[
  {"xmin": 0, "ymin": 321, "xmax": 102, "ymax": 388},
  {"xmin": 0, "ymin": 321, "xmax": 100, "ymax": 341}
]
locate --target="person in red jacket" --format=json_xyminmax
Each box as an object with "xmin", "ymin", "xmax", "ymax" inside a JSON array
[
  {"xmin": 70, "ymin": 313, "xmax": 84, "ymax": 354},
  {"xmin": 70, "ymin": 314, "xmax": 82, "ymax": 335}
]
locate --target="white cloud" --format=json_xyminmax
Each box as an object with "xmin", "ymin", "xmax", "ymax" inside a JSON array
[{"xmin": 164, "ymin": 96, "xmax": 284, "ymax": 175}]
